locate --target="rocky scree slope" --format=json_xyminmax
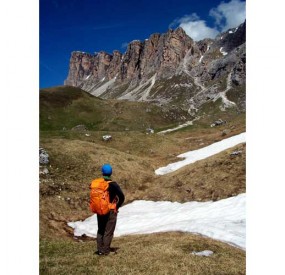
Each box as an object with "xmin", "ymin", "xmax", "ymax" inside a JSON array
[{"xmin": 64, "ymin": 21, "xmax": 245, "ymax": 117}]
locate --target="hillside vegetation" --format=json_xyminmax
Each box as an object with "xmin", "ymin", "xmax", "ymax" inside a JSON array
[
  {"xmin": 40, "ymin": 232, "xmax": 245, "ymax": 275},
  {"xmin": 40, "ymin": 86, "xmax": 190, "ymax": 132},
  {"xmin": 40, "ymin": 86, "xmax": 246, "ymax": 274}
]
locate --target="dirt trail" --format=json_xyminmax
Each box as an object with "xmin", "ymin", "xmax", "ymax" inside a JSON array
[
  {"xmin": 182, "ymin": 50, "xmax": 207, "ymax": 93},
  {"xmin": 213, "ymin": 72, "xmax": 236, "ymax": 110},
  {"xmin": 182, "ymin": 48, "xmax": 237, "ymax": 112},
  {"xmin": 182, "ymin": 49, "xmax": 208, "ymax": 116}
]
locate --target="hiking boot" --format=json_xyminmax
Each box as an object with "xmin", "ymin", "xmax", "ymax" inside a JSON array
[
  {"xmin": 104, "ymin": 251, "xmax": 117, "ymax": 256},
  {"xmin": 94, "ymin": 250, "xmax": 105, "ymax": 256}
]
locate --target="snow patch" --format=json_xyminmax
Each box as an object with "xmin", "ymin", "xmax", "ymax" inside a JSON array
[
  {"xmin": 155, "ymin": 132, "xmax": 246, "ymax": 175},
  {"xmin": 68, "ymin": 193, "xmax": 246, "ymax": 250},
  {"xmin": 68, "ymin": 134, "xmax": 246, "ymax": 250}
]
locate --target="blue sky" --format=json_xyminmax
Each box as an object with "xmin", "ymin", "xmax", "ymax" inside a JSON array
[{"xmin": 40, "ymin": 0, "xmax": 246, "ymax": 88}]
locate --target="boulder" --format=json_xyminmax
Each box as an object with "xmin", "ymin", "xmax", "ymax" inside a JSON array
[
  {"xmin": 39, "ymin": 148, "xmax": 49, "ymax": 165},
  {"xmin": 39, "ymin": 166, "xmax": 49, "ymax": 175},
  {"xmin": 146, "ymin": 128, "xmax": 154, "ymax": 134},
  {"xmin": 210, "ymin": 119, "xmax": 227, "ymax": 127},
  {"xmin": 192, "ymin": 250, "xmax": 214, "ymax": 257},
  {"xmin": 102, "ymin": 135, "xmax": 112, "ymax": 141},
  {"xmin": 230, "ymin": 150, "xmax": 243, "ymax": 156}
]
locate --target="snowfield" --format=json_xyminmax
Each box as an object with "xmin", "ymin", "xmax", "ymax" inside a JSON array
[
  {"xmin": 68, "ymin": 132, "xmax": 246, "ymax": 250},
  {"xmin": 68, "ymin": 193, "xmax": 245, "ymax": 250},
  {"xmin": 155, "ymin": 132, "xmax": 245, "ymax": 175}
]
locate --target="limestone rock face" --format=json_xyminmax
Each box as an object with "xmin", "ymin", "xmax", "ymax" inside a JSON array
[
  {"xmin": 121, "ymin": 40, "xmax": 144, "ymax": 82},
  {"xmin": 149, "ymin": 28, "xmax": 195, "ymax": 78},
  {"xmin": 108, "ymin": 50, "xmax": 122, "ymax": 79},
  {"xmin": 64, "ymin": 52, "xmax": 94, "ymax": 86},
  {"xmin": 64, "ymin": 51, "xmax": 121, "ymax": 87},
  {"xmin": 140, "ymin": 33, "xmax": 161, "ymax": 77},
  {"xmin": 64, "ymin": 27, "xmax": 197, "ymax": 86},
  {"xmin": 93, "ymin": 51, "xmax": 112, "ymax": 80},
  {"xmin": 64, "ymin": 21, "xmax": 246, "ymax": 114}
]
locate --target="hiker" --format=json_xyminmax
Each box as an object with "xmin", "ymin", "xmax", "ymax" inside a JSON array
[{"xmin": 90, "ymin": 163, "xmax": 125, "ymax": 256}]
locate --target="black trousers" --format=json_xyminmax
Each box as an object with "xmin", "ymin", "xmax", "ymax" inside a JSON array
[{"xmin": 97, "ymin": 210, "xmax": 117, "ymax": 254}]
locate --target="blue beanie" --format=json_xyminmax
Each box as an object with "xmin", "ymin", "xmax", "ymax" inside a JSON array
[{"xmin": 101, "ymin": 164, "xmax": 112, "ymax": 176}]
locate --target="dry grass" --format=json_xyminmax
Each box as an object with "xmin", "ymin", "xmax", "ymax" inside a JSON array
[
  {"xmin": 40, "ymin": 128, "xmax": 245, "ymax": 240},
  {"xmin": 147, "ymin": 143, "xmax": 246, "ymax": 202},
  {"xmin": 40, "ymin": 232, "xmax": 245, "ymax": 275}
]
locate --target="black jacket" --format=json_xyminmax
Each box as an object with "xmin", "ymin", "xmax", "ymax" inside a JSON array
[{"xmin": 108, "ymin": 181, "xmax": 125, "ymax": 209}]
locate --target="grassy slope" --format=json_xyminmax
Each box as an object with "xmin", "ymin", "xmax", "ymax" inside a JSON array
[
  {"xmin": 40, "ymin": 86, "xmax": 189, "ymax": 132},
  {"xmin": 40, "ymin": 86, "xmax": 246, "ymax": 274},
  {"xmin": 40, "ymin": 233, "xmax": 245, "ymax": 275}
]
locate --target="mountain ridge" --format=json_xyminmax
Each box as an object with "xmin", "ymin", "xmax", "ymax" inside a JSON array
[{"xmin": 64, "ymin": 21, "xmax": 245, "ymax": 116}]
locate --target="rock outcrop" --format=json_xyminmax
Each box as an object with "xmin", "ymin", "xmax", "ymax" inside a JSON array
[
  {"xmin": 65, "ymin": 27, "xmax": 196, "ymax": 86},
  {"xmin": 64, "ymin": 21, "xmax": 246, "ymax": 115},
  {"xmin": 39, "ymin": 148, "xmax": 49, "ymax": 165}
]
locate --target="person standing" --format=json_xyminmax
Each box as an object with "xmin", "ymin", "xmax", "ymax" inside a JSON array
[{"xmin": 90, "ymin": 164, "xmax": 125, "ymax": 256}]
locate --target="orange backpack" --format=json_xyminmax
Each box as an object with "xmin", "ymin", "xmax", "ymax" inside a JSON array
[{"xmin": 89, "ymin": 178, "xmax": 116, "ymax": 215}]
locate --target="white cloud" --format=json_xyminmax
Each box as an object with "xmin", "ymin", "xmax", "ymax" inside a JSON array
[
  {"xmin": 210, "ymin": 0, "xmax": 246, "ymax": 31},
  {"xmin": 179, "ymin": 18, "xmax": 219, "ymax": 41},
  {"xmin": 169, "ymin": 0, "xmax": 245, "ymax": 41},
  {"xmin": 169, "ymin": 13, "xmax": 200, "ymax": 28}
]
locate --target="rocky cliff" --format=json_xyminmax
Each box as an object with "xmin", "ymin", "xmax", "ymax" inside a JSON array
[{"xmin": 64, "ymin": 21, "xmax": 246, "ymax": 116}]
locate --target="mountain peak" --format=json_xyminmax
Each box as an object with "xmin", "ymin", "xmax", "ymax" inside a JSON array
[
  {"xmin": 64, "ymin": 22, "xmax": 246, "ymax": 114},
  {"xmin": 174, "ymin": 26, "xmax": 187, "ymax": 35}
]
